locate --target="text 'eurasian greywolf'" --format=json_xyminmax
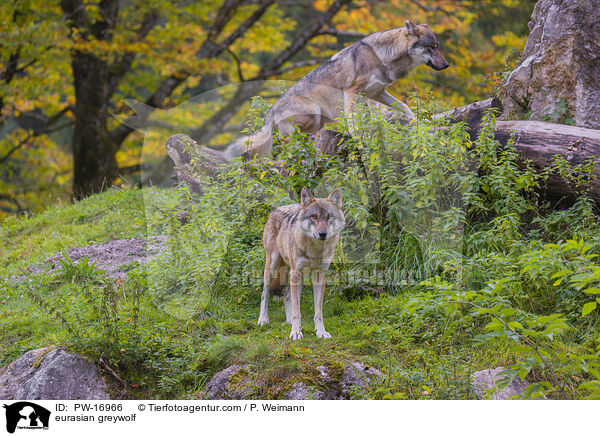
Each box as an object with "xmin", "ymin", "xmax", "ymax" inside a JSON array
[
  {"xmin": 258, "ymin": 187, "xmax": 345, "ymax": 340},
  {"xmin": 227, "ymin": 21, "xmax": 449, "ymax": 159}
]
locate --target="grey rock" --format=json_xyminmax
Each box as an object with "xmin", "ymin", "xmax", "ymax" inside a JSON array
[
  {"xmin": 204, "ymin": 365, "xmax": 251, "ymax": 400},
  {"xmin": 341, "ymin": 362, "xmax": 383, "ymax": 396},
  {"xmin": 471, "ymin": 367, "xmax": 528, "ymax": 400},
  {"xmin": 314, "ymin": 363, "xmax": 382, "ymax": 399},
  {"xmin": 313, "ymin": 365, "xmax": 342, "ymax": 399},
  {"xmin": 502, "ymin": 0, "xmax": 600, "ymax": 129},
  {"xmin": 0, "ymin": 348, "xmax": 110, "ymax": 400},
  {"xmin": 204, "ymin": 361, "xmax": 384, "ymax": 400},
  {"xmin": 316, "ymin": 365, "xmax": 335, "ymax": 384},
  {"xmin": 284, "ymin": 382, "xmax": 324, "ymax": 400}
]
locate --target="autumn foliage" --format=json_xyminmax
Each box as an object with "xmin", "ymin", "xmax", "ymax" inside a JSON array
[{"xmin": 0, "ymin": 0, "xmax": 535, "ymax": 215}]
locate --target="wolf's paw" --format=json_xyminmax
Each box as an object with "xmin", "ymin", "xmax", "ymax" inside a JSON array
[
  {"xmin": 290, "ymin": 329, "xmax": 304, "ymax": 340},
  {"xmin": 316, "ymin": 330, "xmax": 332, "ymax": 339},
  {"xmin": 257, "ymin": 317, "xmax": 269, "ymax": 326}
]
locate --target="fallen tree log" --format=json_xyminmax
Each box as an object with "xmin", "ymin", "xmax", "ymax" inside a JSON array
[
  {"xmin": 165, "ymin": 102, "xmax": 600, "ymax": 205},
  {"xmin": 492, "ymin": 120, "xmax": 600, "ymax": 204},
  {"xmin": 166, "ymin": 134, "xmax": 229, "ymax": 193},
  {"xmin": 432, "ymin": 97, "xmax": 502, "ymax": 139}
]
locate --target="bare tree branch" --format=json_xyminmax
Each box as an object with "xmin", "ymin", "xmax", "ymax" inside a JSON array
[
  {"xmin": 406, "ymin": 0, "xmax": 452, "ymax": 16},
  {"xmin": 14, "ymin": 58, "xmax": 38, "ymax": 74},
  {"xmin": 45, "ymin": 105, "xmax": 74, "ymax": 127},
  {"xmin": 267, "ymin": 58, "xmax": 324, "ymax": 76},
  {"xmin": 110, "ymin": 0, "xmax": 275, "ymax": 147},
  {"xmin": 0, "ymin": 49, "xmax": 21, "ymax": 123},
  {"xmin": 1, "ymin": 7, "xmax": 58, "ymax": 126},
  {"xmin": 216, "ymin": 0, "xmax": 275, "ymax": 51},
  {"xmin": 223, "ymin": 46, "xmax": 246, "ymax": 82},
  {"xmin": 0, "ymin": 121, "xmax": 74, "ymax": 164},
  {"xmin": 1, "ymin": 104, "xmax": 73, "ymax": 147},
  {"xmin": 1, "ymin": 50, "xmax": 22, "ymax": 84},
  {"xmin": 206, "ymin": 0, "xmax": 241, "ymax": 42},
  {"xmin": 108, "ymin": 10, "xmax": 160, "ymax": 96},
  {"xmin": 318, "ymin": 28, "xmax": 368, "ymax": 38},
  {"xmin": 257, "ymin": 0, "xmax": 352, "ymax": 80}
]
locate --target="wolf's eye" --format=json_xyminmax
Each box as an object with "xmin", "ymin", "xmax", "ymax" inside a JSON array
[{"xmin": 311, "ymin": 214, "xmax": 318, "ymax": 220}]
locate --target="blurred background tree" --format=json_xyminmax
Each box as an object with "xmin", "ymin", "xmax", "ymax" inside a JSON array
[{"xmin": 0, "ymin": 0, "xmax": 536, "ymax": 216}]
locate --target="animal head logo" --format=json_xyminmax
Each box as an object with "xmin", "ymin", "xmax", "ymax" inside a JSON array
[{"xmin": 3, "ymin": 402, "xmax": 51, "ymax": 434}]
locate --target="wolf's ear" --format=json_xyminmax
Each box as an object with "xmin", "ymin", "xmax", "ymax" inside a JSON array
[
  {"xmin": 327, "ymin": 188, "xmax": 342, "ymax": 208},
  {"xmin": 300, "ymin": 187, "xmax": 315, "ymax": 208},
  {"xmin": 405, "ymin": 20, "xmax": 419, "ymax": 36}
]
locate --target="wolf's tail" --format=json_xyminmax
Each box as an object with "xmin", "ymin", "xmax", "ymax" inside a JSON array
[{"xmin": 225, "ymin": 114, "xmax": 275, "ymax": 159}]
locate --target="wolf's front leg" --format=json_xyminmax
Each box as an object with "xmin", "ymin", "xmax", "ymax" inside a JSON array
[
  {"xmin": 289, "ymin": 268, "xmax": 303, "ymax": 340},
  {"xmin": 371, "ymin": 89, "xmax": 415, "ymax": 123},
  {"xmin": 258, "ymin": 281, "xmax": 270, "ymax": 326},
  {"xmin": 284, "ymin": 288, "xmax": 292, "ymax": 324},
  {"xmin": 312, "ymin": 269, "xmax": 331, "ymax": 338},
  {"xmin": 343, "ymin": 89, "xmax": 358, "ymax": 133}
]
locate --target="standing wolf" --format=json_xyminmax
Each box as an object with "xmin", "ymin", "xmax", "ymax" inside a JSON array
[
  {"xmin": 258, "ymin": 187, "xmax": 345, "ymax": 340},
  {"xmin": 226, "ymin": 21, "xmax": 449, "ymax": 159}
]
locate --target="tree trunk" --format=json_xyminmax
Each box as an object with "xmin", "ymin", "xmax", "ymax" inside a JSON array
[
  {"xmin": 71, "ymin": 51, "xmax": 117, "ymax": 199},
  {"xmin": 61, "ymin": 0, "xmax": 120, "ymax": 199}
]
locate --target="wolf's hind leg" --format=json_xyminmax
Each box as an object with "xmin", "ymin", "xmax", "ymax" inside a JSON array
[{"xmin": 275, "ymin": 99, "xmax": 323, "ymax": 141}]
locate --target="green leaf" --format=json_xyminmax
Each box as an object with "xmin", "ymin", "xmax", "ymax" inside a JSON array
[
  {"xmin": 507, "ymin": 321, "xmax": 523, "ymax": 330},
  {"xmin": 582, "ymin": 301, "xmax": 597, "ymax": 317}
]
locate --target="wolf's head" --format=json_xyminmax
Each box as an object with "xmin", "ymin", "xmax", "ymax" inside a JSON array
[
  {"xmin": 298, "ymin": 187, "xmax": 345, "ymax": 241},
  {"xmin": 405, "ymin": 20, "xmax": 450, "ymax": 71}
]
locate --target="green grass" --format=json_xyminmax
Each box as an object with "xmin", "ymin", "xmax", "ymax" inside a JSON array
[{"xmin": 0, "ymin": 187, "xmax": 147, "ymax": 274}]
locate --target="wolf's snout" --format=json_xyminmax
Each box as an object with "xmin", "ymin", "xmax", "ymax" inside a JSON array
[
  {"xmin": 318, "ymin": 231, "xmax": 328, "ymax": 240},
  {"xmin": 428, "ymin": 59, "xmax": 449, "ymax": 71}
]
